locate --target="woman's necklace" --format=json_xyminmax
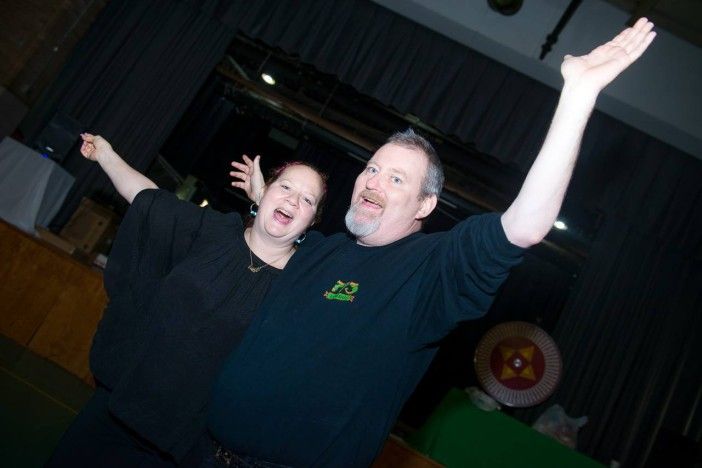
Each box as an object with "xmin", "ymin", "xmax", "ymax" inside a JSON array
[
  {"xmin": 248, "ymin": 248, "xmax": 267, "ymax": 273},
  {"xmin": 245, "ymin": 229, "xmax": 294, "ymax": 273}
]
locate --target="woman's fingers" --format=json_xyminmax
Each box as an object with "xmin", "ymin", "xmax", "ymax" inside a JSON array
[
  {"xmin": 229, "ymin": 170, "xmax": 247, "ymax": 181},
  {"xmin": 230, "ymin": 161, "xmax": 249, "ymax": 173},
  {"xmin": 80, "ymin": 142, "xmax": 95, "ymax": 158}
]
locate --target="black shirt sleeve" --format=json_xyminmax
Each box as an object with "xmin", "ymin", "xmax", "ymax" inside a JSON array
[
  {"xmin": 92, "ymin": 189, "xmax": 208, "ymax": 388},
  {"xmin": 411, "ymin": 213, "xmax": 524, "ymax": 345},
  {"xmin": 102, "ymin": 188, "xmax": 206, "ymax": 296}
]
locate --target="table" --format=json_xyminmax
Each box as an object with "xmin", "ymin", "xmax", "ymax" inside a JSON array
[
  {"xmin": 407, "ymin": 389, "xmax": 603, "ymax": 468},
  {"xmin": 0, "ymin": 137, "xmax": 74, "ymax": 234}
]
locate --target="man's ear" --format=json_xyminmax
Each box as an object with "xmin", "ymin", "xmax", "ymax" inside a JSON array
[{"xmin": 416, "ymin": 194, "xmax": 437, "ymax": 220}]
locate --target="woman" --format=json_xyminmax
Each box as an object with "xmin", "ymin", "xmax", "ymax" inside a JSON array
[{"xmin": 47, "ymin": 134, "xmax": 327, "ymax": 467}]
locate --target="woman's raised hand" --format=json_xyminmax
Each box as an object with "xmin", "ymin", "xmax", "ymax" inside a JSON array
[
  {"xmin": 80, "ymin": 133, "xmax": 115, "ymax": 162},
  {"xmin": 230, "ymin": 154, "xmax": 265, "ymax": 204}
]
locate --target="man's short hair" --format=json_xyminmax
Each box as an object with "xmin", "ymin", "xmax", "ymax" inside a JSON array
[{"xmin": 386, "ymin": 128, "xmax": 444, "ymax": 199}]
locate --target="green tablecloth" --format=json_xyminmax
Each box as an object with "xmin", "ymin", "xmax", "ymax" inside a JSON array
[{"xmin": 407, "ymin": 389, "xmax": 603, "ymax": 468}]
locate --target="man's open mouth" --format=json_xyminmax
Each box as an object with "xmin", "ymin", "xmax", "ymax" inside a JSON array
[{"xmin": 360, "ymin": 191, "xmax": 384, "ymax": 209}]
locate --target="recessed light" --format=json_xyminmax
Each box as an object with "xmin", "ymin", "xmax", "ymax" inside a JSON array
[
  {"xmin": 553, "ymin": 220, "xmax": 567, "ymax": 230},
  {"xmin": 261, "ymin": 73, "xmax": 276, "ymax": 85}
]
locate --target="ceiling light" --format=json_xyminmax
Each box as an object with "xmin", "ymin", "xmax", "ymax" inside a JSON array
[
  {"xmin": 261, "ymin": 73, "xmax": 276, "ymax": 85},
  {"xmin": 487, "ymin": 0, "xmax": 523, "ymax": 16},
  {"xmin": 553, "ymin": 220, "xmax": 567, "ymax": 230},
  {"xmin": 199, "ymin": 199, "xmax": 209, "ymax": 207}
]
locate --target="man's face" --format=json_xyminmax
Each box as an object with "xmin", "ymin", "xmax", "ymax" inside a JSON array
[{"xmin": 345, "ymin": 143, "xmax": 437, "ymax": 247}]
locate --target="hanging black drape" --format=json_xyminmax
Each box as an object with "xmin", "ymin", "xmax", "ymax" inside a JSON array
[
  {"xmin": 22, "ymin": 0, "xmax": 235, "ymax": 225},
  {"xmin": 24, "ymin": 0, "xmax": 701, "ymax": 465},
  {"xmin": 550, "ymin": 220, "xmax": 702, "ymax": 466},
  {"xmin": 220, "ymin": 0, "xmax": 558, "ymax": 171},
  {"xmin": 544, "ymin": 132, "xmax": 702, "ymax": 466},
  {"xmin": 160, "ymin": 75, "xmax": 237, "ymax": 177}
]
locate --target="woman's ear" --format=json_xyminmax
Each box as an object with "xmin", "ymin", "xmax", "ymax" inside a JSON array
[{"xmin": 256, "ymin": 185, "xmax": 267, "ymax": 204}]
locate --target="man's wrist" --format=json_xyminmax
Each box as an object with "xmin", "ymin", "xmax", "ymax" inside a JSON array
[{"xmin": 558, "ymin": 84, "xmax": 598, "ymax": 112}]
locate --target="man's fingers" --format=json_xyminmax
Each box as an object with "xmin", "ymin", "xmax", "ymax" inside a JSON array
[
  {"xmin": 611, "ymin": 27, "xmax": 632, "ymax": 46},
  {"xmin": 624, "ymin": 20, "xmax": 653, "ymax": 47},
  {"xmin": 632, "ymin": 16, "xmax": 650, "ymax": 30},
  {"xmin": 621, "ymin": 20, "xmax": 654, "ymax": 62},
  {"xmin": 622, "ymin": 19, "xmax": 653, "ymax": 49},
  {"xmin": 253, "ymin": 155, "xmax": 261, "ymax": 173},
  {"xmin": 229, "ymin": 170, "xmax": 247, "ymax": 181},
  {"xmin": 612, "ymin": 18, "xmax": 652, "ymax": 49},
  {"xmin": 627, "ymin": 31, "xmax": 656, "ymax": 62}
]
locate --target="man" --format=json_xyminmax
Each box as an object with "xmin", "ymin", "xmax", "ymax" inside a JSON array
[{"xmin": 208, "ymin": 19, "xmax": 656, "ymax": 467}]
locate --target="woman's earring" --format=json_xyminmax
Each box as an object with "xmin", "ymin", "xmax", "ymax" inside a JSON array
[
  {"xmin": 249, "ymin": 203, "xmax": 258, "ymax": 217},
  {"xmin": 295, "ymin": 232, "xmax": 307, "ymax": 245}
]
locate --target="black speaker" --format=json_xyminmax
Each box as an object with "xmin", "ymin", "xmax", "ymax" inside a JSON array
[{"xmin": 34, "ymin": 112, "xmax": 83, "ymax": 163}]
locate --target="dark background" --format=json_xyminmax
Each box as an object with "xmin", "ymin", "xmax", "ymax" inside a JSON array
[{"xmin": 10, "ymin": 1, "xmax": 702, "ymax": 466}]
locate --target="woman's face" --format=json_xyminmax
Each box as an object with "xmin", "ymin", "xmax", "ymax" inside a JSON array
[{"xmin": 254, "ymin": 164, "xmax": 324, "ymax": 245}]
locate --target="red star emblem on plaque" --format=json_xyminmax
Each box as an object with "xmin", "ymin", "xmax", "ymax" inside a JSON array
[{"xmin": 475, "ymin": 322, "xmax": 562, "ymax": 407}]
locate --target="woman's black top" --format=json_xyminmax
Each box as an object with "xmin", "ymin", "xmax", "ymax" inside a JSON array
[{"xmin": 89, "ymin": 189, "xmax": 280, "ymax": 461}]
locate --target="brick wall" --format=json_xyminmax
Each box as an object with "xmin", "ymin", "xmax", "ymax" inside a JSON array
[{"xmin": 0, "ymin": 0, "xmax": 107, "ymax": 106}]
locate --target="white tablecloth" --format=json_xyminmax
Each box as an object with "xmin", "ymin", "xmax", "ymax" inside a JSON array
[{"xmin": 0, "ymin": 137, "xmax": 74, "ymax": 234}]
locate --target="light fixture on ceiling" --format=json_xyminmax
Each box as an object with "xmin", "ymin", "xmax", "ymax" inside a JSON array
[
  {"xmin": 487, "ymin": 0, "xmax": 523, "ymax": 16},
  {"xmin": 256, "ymin": 51, "xmax": 276, "ymax": 86},
  {"xmin": 261, "ymin": 73, "xmax": 276, "ymax": 85},
  {"xmin": 553, "ymin": 220, "xmax": 567, "ymax": 230},
  {"xmin": 539, "ymin": 0, "xmax": 583, "ymax": 60}
]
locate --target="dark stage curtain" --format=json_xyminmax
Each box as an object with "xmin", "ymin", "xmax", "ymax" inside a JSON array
[
  {"xmin": 25, "ymin": 0, "xmax": 701, "ymax": 465},
  {"xmin": 544, "ymin": 137, "xmax": 702, "ymax": 466},
  {"xmin": 160, "ymin": 75, "xmax": 236, "ymax": 177},
  {"xmin": 551, "ymin": 220, "xmax": 702, "ymax": 466},
  {"xmin": 22, "ymin": 0, "xmax": 235, "ymax": 225},
  {"xmin": 220, "ymin": 0, "xmax": 558, "ymax": 172}
]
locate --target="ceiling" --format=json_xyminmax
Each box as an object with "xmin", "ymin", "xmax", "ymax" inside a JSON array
[
  {"xmin": 604, "ymin": 0, "xmax": 702, "ymax": 48},
  {"xmin": 373, "ymin": 0, "xmax": 702, "ymax": 160}
]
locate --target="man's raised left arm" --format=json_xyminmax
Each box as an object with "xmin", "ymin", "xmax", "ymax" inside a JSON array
[{"xmin": 501, "ymin": 18, "xmax": 656, "ymax": 248}]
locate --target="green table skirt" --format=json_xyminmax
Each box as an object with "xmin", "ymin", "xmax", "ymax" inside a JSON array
[{"xmin": 406, "ymin": 389, "xmax": 602, "ymax": 468}]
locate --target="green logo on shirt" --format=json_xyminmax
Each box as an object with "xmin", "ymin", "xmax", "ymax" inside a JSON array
[{"xmin": 323, "ymin": 280, "xmax": 359, "ymax": 302}]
